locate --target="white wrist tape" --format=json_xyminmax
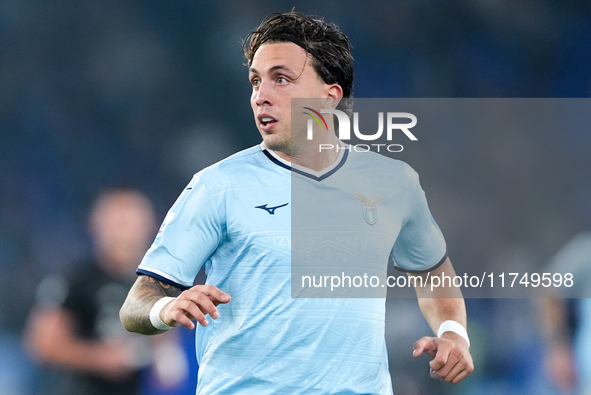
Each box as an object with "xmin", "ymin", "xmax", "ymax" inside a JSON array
[
  {"xmin": 437, "ymin": 320, "xmax": 470, "ymax": 347},
  {"xmin": 149, "ymin": 297, "xmax": 176, "ymax": 331}
]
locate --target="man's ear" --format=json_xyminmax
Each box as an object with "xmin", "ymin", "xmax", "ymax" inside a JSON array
[{"xmin": 325, "ymin": 84, "xmax": 343, "ymax": 109}]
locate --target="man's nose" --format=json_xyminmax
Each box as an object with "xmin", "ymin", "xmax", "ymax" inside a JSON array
[{"xmin": 254, "ymin": 81, "xmax": 273, "ymax": 106}]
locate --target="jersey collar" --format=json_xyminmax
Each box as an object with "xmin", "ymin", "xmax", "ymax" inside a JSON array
[{"xmin": 260, "ymin": 142, "xmax": 349, "ymax": 182}]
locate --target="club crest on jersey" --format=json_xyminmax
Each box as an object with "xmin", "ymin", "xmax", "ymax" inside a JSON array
[
  {"xmin": 363, "ymin": 205, "xmax": 378, "ymax": 225},
  {"xmin": 349, "ymin": 194, "xmax": 386, "ymax": 225}
]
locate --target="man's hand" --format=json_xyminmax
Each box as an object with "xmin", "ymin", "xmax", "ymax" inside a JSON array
[
  {"xmin": 411, "ymin": 258, "xmax": 473, "ymax": 384},
  {"xmin": 160, "ymin": 285, "xmax": 231, "ymax": 330},
  {"xmin": 120, "ymin": 276, "xmax": 231, "ymax": 335},
  {"xmin": 413, "ymin": 332, "xmax": 473, "ymax": 384}
]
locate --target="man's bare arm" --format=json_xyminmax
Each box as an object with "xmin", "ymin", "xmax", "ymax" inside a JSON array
[
  {"xmin": 120, "ymin": 275, "xmax": 182, "ymax": 335},
  {"xmin": 120, "ymin": 275, "xmax": 232, "ymax": 335},
  {"xmin": 411, "ymin": 258, "xmax": 474, "ymax": 384},
  {"xmin": 25, "ymin": 306, "xmax": 140, "ymax": 379},
  {"xmin": 413, "ymin": 259, "xmax": 466, "ymax": 330}
]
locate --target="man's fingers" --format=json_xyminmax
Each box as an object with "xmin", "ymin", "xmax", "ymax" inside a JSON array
[
  {"xmin": 430, "ymin": 343, "xmax": 474, "ymax": 384},
  {"xmin": 413, "ymin": 336, "xmax": 438, "ymax": 358},
  {"xmin": 434, "ymin": 361, "xmax": 472, "ymax": 384},
  {"xmin": 184, "ymin": 293, "xmax": 219, "ymax": 319},
  {"xmin": 429, "ymin": 341, "xmax": 453, "ymax": 372},
  {"xmin": 443, "ymin": 360, "xmax": 467, "ymax": 383},
  {"xmin": 415, "ymin": 335, "xmax": 474, "ymax": 384},
  {"xmin": 166, "ymin": 302, "xmax": 208, "ymax": 330},
  {"xmin": 176, "ymin": 298, "xmax": 213, "ymax": 327},
  {"xmin": 431, "ymin": 351, "xmax": 459, "ymax": 380},
  {"xmin": 165, "ymin": 306, "xmax": 195, "ymax": 330},
  {"xmin": 184, "ymin": 286, "xmax": 231, "ymax": 318},
  {"xmin": 450, "ymin": 366, "xmax": 472, "ymax": 384},
  {"xmin": 215, "ymin": 291, "xmax": 231, "ymax": 305},
  {"xmin": 162, "ymin": 285, "xmax": 231, "ymax": 329},
  {"xmin": 189, "ymin": 285, "xmax": 231, "ymax": 305}
]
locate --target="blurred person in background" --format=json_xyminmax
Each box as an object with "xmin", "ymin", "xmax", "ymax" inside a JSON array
[
  {"xmin": 541, "ymin": 232, "xmax": 591, "ymax": 395},
  {"xmin": 24, "ymin": 188, "xmax": 189, "ymax": 394}
]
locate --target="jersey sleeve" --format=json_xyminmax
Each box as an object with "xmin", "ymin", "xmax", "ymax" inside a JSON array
[
  {"xmin": 137, "ymin": 172, "xmax": 223, "ymax": 289},
  {"xmin": 390, "ymin": 168, "xmax": 447, "ymax": 272}
]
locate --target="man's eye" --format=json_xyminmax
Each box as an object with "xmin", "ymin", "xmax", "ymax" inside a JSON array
[
  {"xmin": 277, "ymin": 77, "xmax": 288, "ymax": 84},
  {"xmin": 251, "ymin": 78, "xmax": 260, "ymax": 87}
]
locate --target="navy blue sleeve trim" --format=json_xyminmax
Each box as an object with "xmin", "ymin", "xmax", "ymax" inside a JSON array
[
  {"xmin": 136, "ymin": 268, "xmax": 192, "ymax": 291},
  {"xmin": 394, "ymin": 250, "xmax": 449, "ymax": 274}
]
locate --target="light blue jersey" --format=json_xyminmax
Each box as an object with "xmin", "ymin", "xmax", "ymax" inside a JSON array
[{"xmin": 138, "ymin": 143, "xmax": 446, "ymax": 394}]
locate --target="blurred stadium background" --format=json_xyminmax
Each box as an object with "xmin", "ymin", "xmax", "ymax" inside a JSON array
[{"xmin": 1, "ymin": 1, "xmax": 590, "ymax": 394}]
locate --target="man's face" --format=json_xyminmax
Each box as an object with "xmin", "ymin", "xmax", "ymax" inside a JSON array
[
  {"xmin": 91, "ymin": 192, "xmax": 156, "ymax": 270},
  {"xmin": 249, "ymin": 42, "xmax": 332, "ymax": 155}
]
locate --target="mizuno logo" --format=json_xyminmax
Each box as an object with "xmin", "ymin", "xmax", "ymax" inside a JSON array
[{"xmin": 255, "ymin": 203, "xmax": 289, "ymax": 215}]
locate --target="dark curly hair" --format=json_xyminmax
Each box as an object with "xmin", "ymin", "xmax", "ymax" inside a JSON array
[{"xmin": 243, "ymin": 11, "xmax": 354, "ymax": 109}]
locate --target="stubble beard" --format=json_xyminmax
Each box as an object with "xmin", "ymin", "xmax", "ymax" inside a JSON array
[{"xmin": 262, "ymin": 130, "xmax": 292, "ymax": 156}]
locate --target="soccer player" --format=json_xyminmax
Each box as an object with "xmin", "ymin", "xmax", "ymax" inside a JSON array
[{"xmin": 120, "ymin": 11, "xmax": 473, "ymax": 394}]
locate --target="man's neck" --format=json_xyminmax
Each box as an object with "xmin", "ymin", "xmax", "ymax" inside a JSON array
[{"xmin": 273, "ymin": 134, "xmax": 341, "ymax": 172}]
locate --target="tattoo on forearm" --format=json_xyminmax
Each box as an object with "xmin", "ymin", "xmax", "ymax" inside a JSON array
[{"xmin": 120, "ymin": 275, "xmax": 182, "ymax": 335}]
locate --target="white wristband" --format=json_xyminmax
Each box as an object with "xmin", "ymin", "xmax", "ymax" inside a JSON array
[
  {"xmin": 437, "ymin": 320, "xmax": 470, "ymax": 347},
  {"xmin": 149, "ymin": 297, "xmax": 176, "ymax": 331}
]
